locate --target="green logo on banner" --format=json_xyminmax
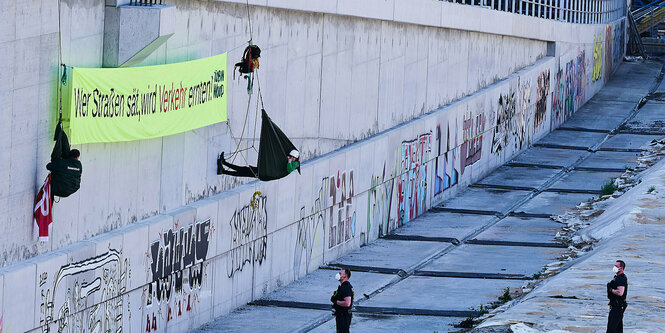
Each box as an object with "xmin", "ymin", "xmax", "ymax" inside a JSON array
[{"xmin": 63, "ymin": 53, "xmax": 227, "ymax": 144}]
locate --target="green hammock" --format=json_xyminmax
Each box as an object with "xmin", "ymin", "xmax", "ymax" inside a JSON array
[{"xmin": 257, "ymin": 109, "xmax": 300, "ymax": 181}]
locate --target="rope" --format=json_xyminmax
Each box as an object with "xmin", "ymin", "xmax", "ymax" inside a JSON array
[
  {"xmin": 225, "ymin": 0, "xmax": 260, "ymax": 160},
  {"xmin": 227, "ymin": 93, "xmax": 253, "ymax": 163},
  {"xmin": 245, "ymin": 0, "xmax": 254, "ymax": 42},
  {"xmin": 254, "ymin": 65, "xmax": 266, "ymax": 110},
  {"xmin": 251, "ymin": 84, "xmax": 261, "ymax": 150},
  {"xmin": 57, "ymin": 0, "xmax": 64, "ymax": 123},
  {"xmin": 219, "ymin": 0, "xmax": 262, "ymax": 179}
]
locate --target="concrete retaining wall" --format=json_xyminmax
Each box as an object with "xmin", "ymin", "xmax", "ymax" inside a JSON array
[
  {"xmin": 1, "ymin": 0, "xmax": 550, "ymax": 266},
  {"xmin": 0, "ymin": 0, "xmax": 626, "ymax": 331}
]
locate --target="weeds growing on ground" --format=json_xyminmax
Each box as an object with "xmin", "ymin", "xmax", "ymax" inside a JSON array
[
  {"xmin": 454, "ymin": 305, "xmax": 489, "ymax": 329},
  {"xmin": 532, "ymin": 265, "xmax": 547, "ymax": 279},
  {"xmin": 455, "ymin": 317, "xmax": 475, "ymax": 329},
  {"xmin": 648, "ymin": 185, "xmax": 656, "ymax": 193},
  {"xmin": 498, "ymin": 287, "xmax": 512, "ymax": 303},
  {"xmin": 600, "ymin": 181, "xmax": 616, "ymax": 196}
]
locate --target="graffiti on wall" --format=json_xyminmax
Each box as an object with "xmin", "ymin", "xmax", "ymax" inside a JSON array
[
  {"xmin": 516, "ymin": 79, "xmax": 531, "ymax": 150},
  {"xmin": 574, "ymin": 50, "xmax": 588, "ymax": 108},
  {"xmin": 227, "ymin": 196, "xmax": 268, "ymax": 277},
  {"xmin": 605, "ymin": 26, "xmax": 613, "ymax": 80},
  {"xmin": 552, "ymin": 50, "xmax": 587, "ymax": 126},
  {"xmin": 613, "ymin": 21, "xmax": 625, "ymax": 70},
  {"xmin": 327, "ymin": 170, "xmax": 357, "ymax": 248},
  {"xmin": 294, "ymin": 197, "xmax": 325, "ymax": 275},
  {"xmin": 293, "ymin": 170, "xmax": 356, "ymax": 271},
  {"xmin": 368, "ymin": 162, "xmax": 398, "ymax": 238},
  {"xmin": 39, "ymin": 249, "xmax": 130, "ymax": 333},
  {"xmin": 434, "ymin": 124, "xmax": 459, "ymax": 197},
  {"xmin": 534, "ymin": 70, "xmax": 550, "ymax": 131},
  {"xmin": 593, "ymin": 34, "xmax": 603, "ymax": 82},
  {"xmin": 369, "ymin": 131, "xmax": 433, "ymax": 234},
  {"xmin": 144, "ymin": 218, "xmax": 211, "ymax": 331},
  {"xmin": 399, "ymin": 133, "xmax": 431, "ymax": 223},
  {"xmin": 491, "ymin": 90, "xmax": 517, "ymax": 154},
  {"xmin": 460, "ymin": 113, "xmax": 485, "ymax": 174},
  {"xmin": 434, "ymin": 113, "xmax": 484, "ymax": 197}
]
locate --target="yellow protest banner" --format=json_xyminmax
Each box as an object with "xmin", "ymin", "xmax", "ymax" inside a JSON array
[{"xmin": 63, "ymin": 53, "xmax": 227, "ymax": 144}]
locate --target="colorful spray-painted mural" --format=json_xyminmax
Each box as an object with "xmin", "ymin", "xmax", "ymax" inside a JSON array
[
  {"xmin": 368, "ymin": 161, "xmax": 399, "ymax": 238},
  {"xmin": 399, "ymin": 133, "xmax": 432, "ymax": 223},
  {"xmin": 612, "ymin": 21, "xmax": 625, "ymax": 69},
  {"xmin": 605, "ymin": 26, "xmax": 613, "ymax": 81},
  {"xmin": 534, "ymin": 70, "xmax": 550, "ymax": 131},
  {"xmin": 552, "ymin": 49, "xmax": 588, "ymax": 127},
  {"xmin": 593, "ymin": 34, "xmax": 604, "ymax": 82}
]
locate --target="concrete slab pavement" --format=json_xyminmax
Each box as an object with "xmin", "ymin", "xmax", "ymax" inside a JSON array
[
  {"xmin": 473, "ymin": 217, "xmax": 563, "ymax": 245},
  {"xmin": 604, "ymin": 61, "xmax": 662, "ymax": 90},
  {"xmin": 257, "ymin": 270, "xmax": 396, "ymax": 305},
  {"xmin": 363, "ymin": 276, "xmax": 524, "ymax": 313},
  {"xmin": 192, "ymin": 306, "xmax": 329, "ymax": 332},
  {"xmin": 419, "ymin": 244, "xmax": 566, "ymax": 278},
  {"xmin": 590, "ymin": 86, "xmax": 648, "ymax": 103},
  {"xmin": 534, "ymin": 130, "xmax": 606, "ymax": 150},
  {"xmin": 559, "ymin": 114, "xmax": 627, "ymax": 133},
  {"xmin": 620, "ymin": 102, "xmax": 665, "ymax": 135},
  {"xmin": 508, "ymin": 147, "xmax": 588, "ymax": 168},
  {"xmin": 599, "ymin": 133, "xmax": 663, "ymax": 151},
  {"xmin": 329, "ymin": 239, "xmax": 448, "ymax": 273},
  {"xmin": 476, "ymin": 158, "xmax": 665, "ymax": 332},
  {"xmin": 576, "ymin": 150, "xmax": 640, "ymax": 171},
  {"xmin": 572, "ymin": 99, "xmax": 637, "ymax": 119},
  {"xmin": 475, "ymin": 166, "xmax": 561, "ymax": 190},
  {"xmin": 512, "ymin": 191, "xmax": 596, "ymax": 217},
  {"xmin": 390, "ymin": 212, "xmax": 496, "ymax": 242},
  {"xmin": 545, "ymin": 170, "xmax": 624, "ymax": 193},
  {"xmin": 435, "ymin": 188, "xmax": 533, "ymax": 215},
  {"xmin": 309, "ymin": 313, "xmax": 460, "ymax": 333}
]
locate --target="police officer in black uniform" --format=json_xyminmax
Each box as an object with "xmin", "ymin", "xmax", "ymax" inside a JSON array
[
  {"xmin": 606, "ymin": 260, "xmax": 628, "ymax": 333},
  {"xmin": 330, "ymin": 269, "xmax": 354, "ymax": 333}
]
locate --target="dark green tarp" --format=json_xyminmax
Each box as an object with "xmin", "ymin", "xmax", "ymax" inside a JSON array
[{"xmin": 257, "ymin": 109, "xmax": 299, "ymax": 181}]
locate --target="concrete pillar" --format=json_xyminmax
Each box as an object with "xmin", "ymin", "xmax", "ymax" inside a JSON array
[{"xmin": 102, "ymin": 3, "xmax": 175, "ymax": 67}]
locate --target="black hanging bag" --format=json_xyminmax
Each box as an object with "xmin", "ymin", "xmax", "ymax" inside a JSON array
[{"xmin": 47, "ymin": 122, "xmax": 82, "ymax": 198}]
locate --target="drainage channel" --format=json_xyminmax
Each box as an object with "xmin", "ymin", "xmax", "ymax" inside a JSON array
[
  {"xmin": 298, "ymin": 62, "xmax": 665, "ymax": 332},
  {"xmin": 208, "ymin": 61, "xmax": 665, "ymax": 333}
]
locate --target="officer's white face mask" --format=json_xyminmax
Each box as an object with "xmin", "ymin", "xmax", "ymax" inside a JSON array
[
  {"xmin": 613, "ymin": 266, "xmax": 619, "ymax": 273},
  {"xmin": 335, "ymin": 273, "xmax": 341, "ymax": 281}
]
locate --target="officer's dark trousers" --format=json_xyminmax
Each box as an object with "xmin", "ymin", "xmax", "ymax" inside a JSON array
[
  {"xmin": 606, "ymin": 306, "xmax": 625, "ymax": 333},
  {"xmin": 335, "ymin": 312, "xmax": 352, "ymax": 333}
]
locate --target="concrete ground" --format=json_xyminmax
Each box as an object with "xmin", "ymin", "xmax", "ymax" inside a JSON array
[
  {"xmin": 476, "ymin": 153, "xmax": 665, "ymax": 333},
  {"xmin": 194, "ymin": 60, "xmax": 664, "ymax": 333}
]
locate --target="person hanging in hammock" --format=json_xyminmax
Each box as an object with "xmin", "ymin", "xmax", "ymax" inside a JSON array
[
  {"xmin": 218, "ymin": 109, "xmax": 301, "ymax": 181},
  {"xmin": 217, "ymin": 149, "xmax": 299, "ymax": 178}
]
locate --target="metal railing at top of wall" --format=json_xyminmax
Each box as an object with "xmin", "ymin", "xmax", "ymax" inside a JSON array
[
  {"xmin": 633, "ymin": 0, "xmax": 665, "ymax": 17},
  {"xmin": 125, "ymin": 0, "xmax": 623, "ymax": 24},
  {"xmin": 442, "ymin": 0, "xmax": 626, "ymax": 24},
  {"xmin": 633, "ymin": 0, "xmax": 665, "ymax": 21},
  {"xmin": 129, "ymin": 0, "xmax": 164, "ymax": 5}
]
